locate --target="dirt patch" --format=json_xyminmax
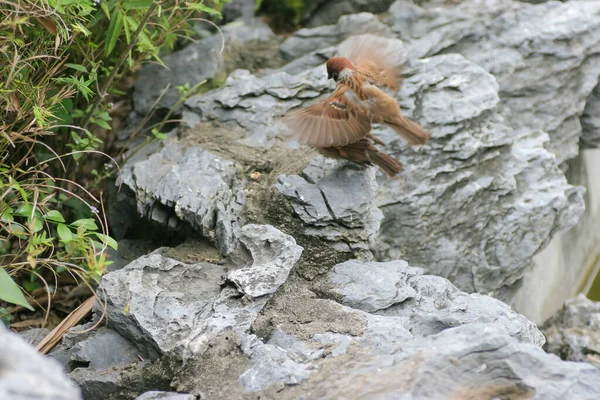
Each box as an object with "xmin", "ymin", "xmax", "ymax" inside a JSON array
[
  {"xmin": 252, "ymin": 279, "xmax": 365, "ymax": 341},
  {"xmin": 172, "ymin": 331, "xmax": 250, "ymax": 399}
]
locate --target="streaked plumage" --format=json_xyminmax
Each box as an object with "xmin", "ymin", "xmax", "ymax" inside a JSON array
[{"xmin": 282, "ymin": 35, "xmax": 430, "ymax": 177}]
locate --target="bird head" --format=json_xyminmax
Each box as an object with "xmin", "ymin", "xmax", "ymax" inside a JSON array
[{"xmin": 326, "ymin": 57, "xmax": 356, "ymax": 81}]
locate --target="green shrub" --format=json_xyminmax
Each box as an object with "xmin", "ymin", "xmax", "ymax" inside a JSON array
[{"xmin": 0, "ymin": 0, "xmax": 227, "ymax": 324}]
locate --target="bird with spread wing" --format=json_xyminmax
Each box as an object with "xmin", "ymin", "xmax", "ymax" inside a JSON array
[{"xmin": 282, "ymin": 35, "xmax": 430, "ymax": 177}]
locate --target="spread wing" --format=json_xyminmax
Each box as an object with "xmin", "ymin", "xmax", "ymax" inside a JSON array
[
  {"xmin": 282, "ymin": 86, "xmax": 372, "ymax": 148},
  {"xmin": 339, "ymin": 34, "xmax": 403, "ymax": 90}
]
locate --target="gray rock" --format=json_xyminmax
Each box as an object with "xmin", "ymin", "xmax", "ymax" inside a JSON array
[
  {"xmin": 97, "ymin": 224, "xmax": 302, "ymax": 358},
  {"xmin": 304, "ymin": 0, "xmax": 396, "ymax": 28},
  {"xmin": 135, "ymin": 392, "xmax": 195, "ymax": 400},
  {"xmin": 372, "ymin": 51, "xmax": 584, "ymax": 297},
  {"xmin": 184, "ymin": 67, "xmax": 331, "ymax": 147},
  {"xmin": 68, "ymin": 328, "xmax": 143, "ymax": 400},
  {"xmin": 281, "ymin": 13, "xmax": 392, "ymax": 60},
  {"xmin": 255, "ymin": 323, "xmax": 600, "ymax": 400},
  {"xmin": 277, "ymin": 46, "xmax": 337, "ymax": 76},
  {"xmin": 239, "ymin": 333, "xmax": 314, "ymax": 392},
  {"xmin": 326, "ymin": 259, "xmax": 545, "ymax": 346},
  {"xmin": 134, "ymin": 20, "xmax": 275, "ymax": 115},
  {"xmin": 18, "ymin": 327, "xmax": 50, "ymax": 346},
  {"xmin": 0, "ymin": 324, "xmax": 82, "ymax": 400},
  {"xmin": 389, "ymin": 0, "xmax": 600, "ymax": 163},
  {"xmin": 227, "ymin": 225, "xmax": 303, "ymax": 298},
  {"xmin": 186, "ymin": 34, "xmax": 584, "ymax": 297},
  {"xmin": 220, "ymin": 0, "xmax": 256, "ymax": 24},
  {"xmin": 120, "ymin": 140, "xmax": 246, "ymax": 256},
  {"xmin": 275, "ymin": 157, "xmax": 383, "ymax": 253},
  {"xmin": 542, "ymin": 294, "xmax": 600, "ymax": 366}
]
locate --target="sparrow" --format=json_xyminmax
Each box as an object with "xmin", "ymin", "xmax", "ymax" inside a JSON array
[{"xmin": 282, "ymin": 35, "xmax": 430, "ymax": 177}]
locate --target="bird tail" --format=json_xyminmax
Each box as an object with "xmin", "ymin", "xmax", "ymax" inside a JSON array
[
  {"xmin": 368, "ymin": 149, "xmax": 403, "ymax": 177},
  {"xmin": 386, "ymin": 116, "xmax": 430, "ymax": 145}
]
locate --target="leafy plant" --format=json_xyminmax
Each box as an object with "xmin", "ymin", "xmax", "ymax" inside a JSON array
[{"xmin": 0, "ymin": 0, "xmax": 227, "ymax": 325}]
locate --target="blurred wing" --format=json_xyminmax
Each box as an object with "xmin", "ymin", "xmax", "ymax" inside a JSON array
[
  {"xmin": 340, "ymin": 35, "xmax": 403, "ymax": 90},
  {"xmin": 282, "ymin": 87, "xmax": 372, "ymax": 148}
]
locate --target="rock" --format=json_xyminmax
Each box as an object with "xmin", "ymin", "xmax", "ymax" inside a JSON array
[
  {"xmin": 325, "ymin": 259, "xmax": 545, "ymax": 346},
  {"xmin": 18, "ymin": 327, "xmax": 50, "ymax": 346},
  {"xmin": 133, "ymin": 20, "xmax": 275, "ymax": 115},
  {"xmin": 372, "ymin": 51, "xmax": 584, "ymax": 298},
  {"xmin": 226, "ymin": 224, "xmax": 303, "ymax": 299},
  {"xmin": 97, "ymin": 224, "xmax": 302, "ymax": 358},
  {"xmin": 67, "ymin": 328, "xmax": 143, "ymax": 400},
  {"xmin": 184, "ymin": 67, "xmax": 331, "ymax": 147},
  {"xmin": 185, "ymin": 34, "xmax": 584, "ymax": 297},
  {"xmin": 0, "ymin": 324, "xmax": 82, "ymax": 400},
  {"xmin": 254, "ymin": 323, "xmax": 600, "ymax": 399},
  {"xmin": 135, "ymin": 392, "xmax": 195, "ymax": 400},
  {"xmin": 542, "ymin": 294, "xmax": 600, "ymax": 366},
  {"xmin": 303, "ymin": 0, "xmax": 396, "ymax": 28},
  {"xmin": 388, "ymin": 0, "xmax": 600, "ymax": 163},
  {"xmin": 281, "ymin": 13, "xmax": 392, "ymax": 60},
  {"xmin": 275, "ymin": 157, "xmax": 383, "ymax": 253},
  {"xmin": 220, "ymin": 0, "xmax": 256, "ymax": 24},
  {"xmin": 119, "ymin": 140, "xmax": 246, "ymax": 256}
]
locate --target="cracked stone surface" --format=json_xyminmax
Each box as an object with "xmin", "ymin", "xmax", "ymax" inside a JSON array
[
  {"xmin": 275, "ymin": 157, "xmax": 383, "ymax": 253},
  {"xmin": 135, "ymin": 392, "xmax": 195, "ymax": 400},
  {"xmin": 388, "ymin": 0, "xmax": 600, "ymax": 163},
  {"xmin": 371, "ymin": 51, "xmax": 585, "ymax": 297},
  {"xmin": 119, "ymin": 140, "xmax": 246, "ymax": 256},
  {"xmin": 96, "ymin": 224, "xmax": 301, "ymax": 358},
  {"xmin": 302, "ymin": 0, "xmax": 396, "ymax": 28}
]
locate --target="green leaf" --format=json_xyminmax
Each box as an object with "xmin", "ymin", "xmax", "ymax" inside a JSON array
[
  {"xmin": 71, "ymin": 218, "xmax": 98, "ymax": 231},
  {"xmin": 100, "ymin": 2, "xmax": 111, "ymax": 19},
  {"xmin": 7, "ymin": 222, "xmax": 27, "ymax": 238},
  {"xmin": 186, "ymin": 2, "xmax": 222, "ymax": 17},
  {"xmin": 0, "ymin": 307, "xmax": 12, "ymax": 326},
  {"xmin": 123, "ymin": 0, "xmax": 153, "ymax": 10},
  {"xmin": 45, "ymin": 210, "xmax": 65, "ymax": 223},
  {"xmin": 57, "ymin": 223, "xmax": 74, "ymax": 242},
  {"xmin": 49, "ymin": 98, "xmax": 73, "ymax": 133},
  {"xmin": 71, "ymin": 130, "xmax": 82, "ymax": 144},
  {"xmin": 0, "ymin": 268, "xmax": 34, "ymax": 311},
  {"xmin": 105, "ymin": 8, "xmax": 124, "ymax": 56},
  {"xmin": 94, "ymin": 233, "xmax": 118, "ymax": 250},
  {"xmin": 33, "ymin": 105, "xmax": 45, "ymax": 127},
  {"xmin": 1, "ymin": 209, "xmax": 13, "ymax": 222},
  {"xmin": 93, "ymin": 118, "xmax": 112, "ymax": 130},
  {"xmin": 29, "ymin": 217, "xmax": 43, "ymax": 233},
  {"xmin": 65, "ymin": 63, "xmax": 88, "ymax": 73},
  {"xmin": 14, "ymin": 204, "xmax": 33, "ymax": 217}
]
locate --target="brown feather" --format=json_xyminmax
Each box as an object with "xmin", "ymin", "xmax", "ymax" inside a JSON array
[
  {"xmin": 339, "ymin": 35, "xmax": 403, "ymax": 90},
  {"xmin": 282, "ymin": 86, "xmax": 372, "ymax": 147},
  {"xmin": 386, "ymin": 115, "xmax": 431, "ymax": 145},
  {"xmin": 319, "ymin": 138, "xmax": 403, "ymax": 177}
]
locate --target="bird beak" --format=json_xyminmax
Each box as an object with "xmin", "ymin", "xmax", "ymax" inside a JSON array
[{"xmin": 327, "ymin": 71, "xmax": 333, "ymax": 80}]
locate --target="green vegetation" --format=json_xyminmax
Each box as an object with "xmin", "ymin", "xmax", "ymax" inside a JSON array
[
  {"xmin": 0, "ymin": 0, "xmax": 227, "ymax": 327},
  {"xmin": 255, "ymin": 0, "xmax": 305, "ymax": 29}
]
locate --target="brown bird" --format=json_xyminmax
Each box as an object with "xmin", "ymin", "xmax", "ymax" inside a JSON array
[{"xmin": 282, "ymin": 36, "xmax": 430, "ymax": 177}]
